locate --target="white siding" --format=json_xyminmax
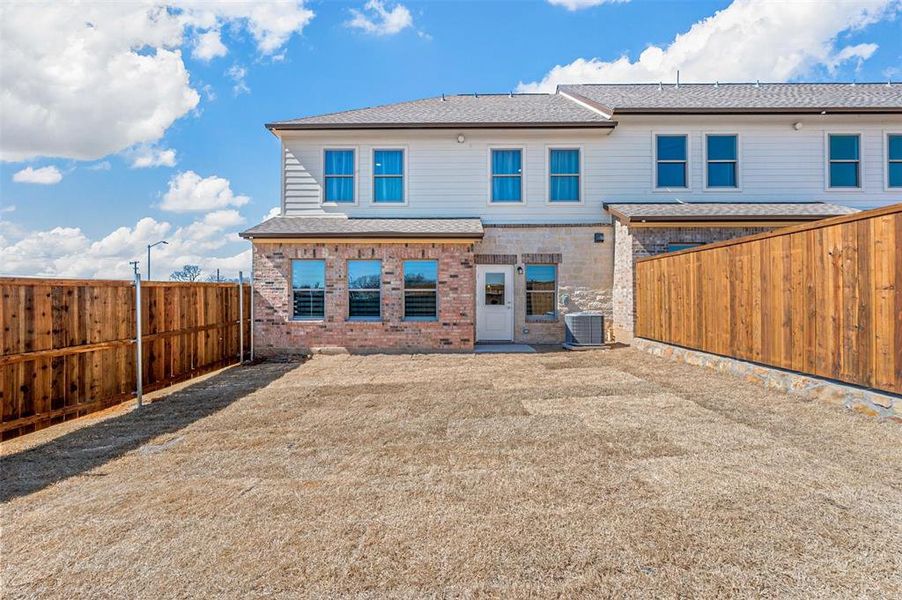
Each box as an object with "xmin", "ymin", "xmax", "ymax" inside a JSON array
[{"xmin": 280, "ymin": 114, "xmax": 902, "ymax": 222}]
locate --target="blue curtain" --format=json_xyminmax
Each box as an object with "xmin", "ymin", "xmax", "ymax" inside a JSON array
[
  {"xmin": 550, "ymin": 176, "xmax": 579, "ymax": 201},
  {"xmin": 657, "ymin": 163, "xmax": 686, "ymax": 188},
  {"xmin": 374, "ymin": 150, "xmax": 403, "ymax": 175},
  {"xmin": 325, "ymin": 150, "xmax": 354, "ymax": 175},
  {"xmin": 550, "ymin": 149, "xmax": 579, "ymax": 174},
  {"xmin": 325, "ymin": 177, "xmax": 354, "ymax": 202},
  {"xmin": 707, "ymin": 135, "xmax": 736, "ymax": 161},
  {"xmin": 492, "ymin": 177, "xmax": 521, "ymax": 202},
  {"xmin": 374, "ymin": 177, "xmax": 404, "ymax": 202},
  {"xmin": 657, "ymin": 135, "xmax": 686, "ymax": 161},
  {"xmin": 829, "ymin": 135, "xmax": 859, "ymax": 160},
  {"xmin": 492, "ymin": 149, "xmax": 521, "ymax": 175},
  {"xmin": 830, "ymin": 163, "xmax": 859, "ymax": 187},
  {"xmin": 889, "ymin": 135, "xmax": 902, "ymax": 160},
  {"xmin": 707, "ymin": 163, "xmax": 736, "ymax": 188}
]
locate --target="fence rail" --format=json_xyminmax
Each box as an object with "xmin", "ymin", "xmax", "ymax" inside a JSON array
[
  {"xmin": 1, "ymin": 277, "xmax": 251, "ymax": 439},
  {"xmin": 635, "ymin": 203, "xmax": 902, "ymax": 396}
]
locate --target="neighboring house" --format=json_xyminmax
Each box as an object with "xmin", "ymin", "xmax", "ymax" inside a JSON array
[{"xmin": 241, "ymin": 83, "xmax": 902, "ymax": 355}]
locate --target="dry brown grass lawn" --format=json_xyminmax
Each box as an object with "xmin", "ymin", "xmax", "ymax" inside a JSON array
[{"xmin": 2, "ymin": 348, "xmax": 900, "ymax": 598}]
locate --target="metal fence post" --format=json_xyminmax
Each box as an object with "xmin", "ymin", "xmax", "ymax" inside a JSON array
[
  {"xmin": 238, "ymin": 270, "xmax": 244, "ymax": 364},
  {"xmin": 134, "ymin": 272, "xmax": 143, "ymax": 408}
]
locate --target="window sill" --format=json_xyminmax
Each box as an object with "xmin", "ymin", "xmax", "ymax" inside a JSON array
[
  {"xmin": 291, "ymin": 317, "xmax": 325, "ymax": 322},
  {"xmin": 527, "ymin": 316, "xmax": 559, "ymax": 323},
  {"xmin": 347, "ymin": 317, "xmax": 382, "ymax": 323},
  {"xmin": 403, "ymin": 317, "xmax": 438, "ymax": 322}
]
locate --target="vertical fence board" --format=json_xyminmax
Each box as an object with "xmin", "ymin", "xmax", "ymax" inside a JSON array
[{"xmin": 635, "ymin": 204, "xmax": 902, "ymax": 395}]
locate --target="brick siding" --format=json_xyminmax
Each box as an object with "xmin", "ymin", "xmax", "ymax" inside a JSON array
[{"xmin": 253, "ymin": 242, "xmax": 476, "ymax": 355}]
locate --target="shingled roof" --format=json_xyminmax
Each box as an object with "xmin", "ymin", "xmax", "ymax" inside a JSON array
[
  {"xmin": 240, "ymin": 217, "xmax": 484, "ymax": 239},
  {"xmin": 265, "ymin": 94, "xmax": 615, "ymax": 130},
  {"xmin": 559, "ymin": 83, "xmax": 902, "ymax": 114},
  {"xmin": 603, "ymin": 202, "xmax": 857, "ymax": 224}
]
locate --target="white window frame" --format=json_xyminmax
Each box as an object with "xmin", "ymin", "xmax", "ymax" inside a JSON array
[
  {"xmin": 652, "ymin": 132, "xmax": 691, "ymax": 191},
  {"xmin": 322, "ymin": 146, "xmax": 359, "ymax": 206},
  {"xmin": 370, "ymin": 146, "xmax": 409, "ymax": 206},
  {"xmin": 885, "ymin": 131, "xmax": 902, "ymax": 191},
  {"xmin": 347, "ymin": 259, "xmax": 382, "ymax": 321},
  {"xmin": 824, "ymin": 132, "xmax": 863, "ymax": 192},
  {"xmin": 545, "ymin": 145, "xmax": 584, "ymax": 205},
  {"xmin": 487, "ymin": 146, "xmax": 525, "ymax": 205},
  {"xmin": 703, "ymin": 133, "xmax": 741, "ymax": 192},
  {"xmin": 402, "ymin": 259, "xmax": 439, "ymax": 321},
  {"xmin": 290, "ymin": 259, "xmax": 326, "ymax": 321}
]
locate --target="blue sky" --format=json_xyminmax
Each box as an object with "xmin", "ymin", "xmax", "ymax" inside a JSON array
[{"xmin": 1, "ymin": 0, "xmax": 900, "ymax": 279}]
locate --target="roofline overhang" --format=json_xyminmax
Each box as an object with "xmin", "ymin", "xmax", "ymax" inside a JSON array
[
  {"xmin": 265, "ymin": 121, "xmax": 617, "ymax": 132},
  {"xmin": 610, "ymin": 107, "xmax": 902, "ymax": 115},
  {"xmin": 240, "ymin": 231, "xmax": 484, "ymax": 240}
]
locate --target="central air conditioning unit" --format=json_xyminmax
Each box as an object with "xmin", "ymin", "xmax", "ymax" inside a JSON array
[{"xmin": 563, "ymin": 312, "xmax": 605, "ymax": 349}]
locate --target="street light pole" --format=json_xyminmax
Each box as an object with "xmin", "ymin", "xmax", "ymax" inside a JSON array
[{"xmin": 146, "ymin": 240, "xmax": 168, "ymax": 280}]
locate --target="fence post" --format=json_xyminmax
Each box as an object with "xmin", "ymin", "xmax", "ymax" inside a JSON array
[
  {"xmin": 238, "ymin": 270, "xmax": 244, "ymax": 364},
  {"xmin": 134, "ymin": 272, "xmax": 143, "ymax": 408}
]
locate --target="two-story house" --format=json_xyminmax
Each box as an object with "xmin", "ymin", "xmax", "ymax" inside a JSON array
[{"xmin": 240, "ymin": 83, "xmax": 902, "ymax": 355}]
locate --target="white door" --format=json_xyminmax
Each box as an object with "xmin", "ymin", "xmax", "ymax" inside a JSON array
[{"xmin": 476, "ymin": 265, "xmax": 514, "ymax": 342}]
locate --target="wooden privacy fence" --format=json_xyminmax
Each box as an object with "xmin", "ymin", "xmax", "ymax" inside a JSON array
[
  {"xmin": 635, "ymin": 203, "xmax": 902, "ymax": 396},
  {"xmin": 1, "ymin": 278, "xmax": 251, "ymax": 439}
]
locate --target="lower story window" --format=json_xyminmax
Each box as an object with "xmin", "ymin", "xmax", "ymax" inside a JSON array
[
  {"xmin": 526, "ymin": 264, "xmax": 556, "ymax": 319},
  {"xmin": 292, "ymin": 260, "xmax": 325, "ymax": 319},
  {"xmin": 403, "ymin": 260, "xmax": 437, "ymax": 319},
  {"xmin": 348, "ymin": 259, "xmax": 381, "ymax": 319},
  {"xmin": 666, "ymin": 242, "xmax": 702, "ymax": 253}
]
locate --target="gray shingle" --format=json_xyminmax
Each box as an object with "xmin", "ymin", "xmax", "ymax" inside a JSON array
[
  {"xmin": 560, "ymin": 83, "xmax": 902, "ymax": 113},
  {"xmin": 603, "ymin": 202, "xmax": 857, "ymax": 223},
  {"xmin": 240, "ymin": 217, "xmax": 484, "ymax": 239},
  {"xmin": 266, "ymin": 94, "xmax": 614, "ymax": 129}
]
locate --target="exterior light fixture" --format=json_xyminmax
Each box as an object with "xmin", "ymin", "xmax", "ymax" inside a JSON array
[
  {"xmin": 457, "ymin": 134, "xmax": 466, "ymax": 144},
  {"xmin": 594, "ymin": 232, "xmax": 605, "ymax": 243},
  {"xmin": 516, "ymin": 265, "xmax": 524, "ymax": 275},
  {"xmin": 793, "ymin": 122, "xmax": 803, "ymax": 130},
  {"xmin": 146, "ymin": 240, "xmax": 168, "ymax": 280}
]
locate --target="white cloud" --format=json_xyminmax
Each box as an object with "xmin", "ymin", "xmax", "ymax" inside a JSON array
[
  {"xmin": 161, "ymin": 171, "xmax": 250, "ymax": 213},
  {"xmin": 347, "ymin": 0, "xmax": 413, "ymax": 36},
  {"xmin": 547, "ymin": 0, "xmax": 627, "ymax": 10},
  {"xmin": 192, "ymin": 29, "xmax": 227, "ymax": 61},
  {"xmin": 519, "ymin": 0, "xmax": 897, "ymax": 92},
  {"xmin": 264, "ymin": 206, "xmax": 281, "ymax": 220},
  {"xmin": 227, "ymin": 64, "xmax": 250, "ymax": 95},
  {"xmin": 0, "ymin": 1, "xmax": 314, "ymax": 162},
  {"xmin": 87, "ymin": 161, "xmax": 112, "ymax": 171},
  {"xmin": 0, "ymin": 212, "xmax": 250, "ymax": 280},
  {"xmin": 130, "ymin": 146, "xmax": 178, "ymax": 168},
  {"xmin": 12, "ymin": 166, "xmax": 63, "ymax": 185}
]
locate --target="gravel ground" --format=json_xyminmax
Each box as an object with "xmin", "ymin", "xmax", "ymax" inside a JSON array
[{"xmin": 2, "ymin": 347, "xmax": 900, "ymax": 598}]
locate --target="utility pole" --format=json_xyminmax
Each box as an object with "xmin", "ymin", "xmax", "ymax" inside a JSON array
[{"xmin": 129, "ymin": 261, "xmax": 140, "ymax": 276}]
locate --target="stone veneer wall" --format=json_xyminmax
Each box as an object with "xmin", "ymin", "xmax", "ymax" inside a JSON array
[
  {"xmin": 612, "ymin": 222, "xmax": 774, "ymax": 341},
  {"xmin": 253, "ymin": 241, "xmax": 475, "ymax": 355},
  {"xmin": 474, "ymin": 224, "xmax": 614, "ymax": 344}
]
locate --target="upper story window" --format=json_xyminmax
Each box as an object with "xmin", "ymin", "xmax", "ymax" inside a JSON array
[
  {"xmin": 888, "ymin": 134, "xmax": 902, "ymax": 189},
  {"xmin": 655, "ymin": 134, "xmax": 688, "ymax": 189},
  {"xmin": 828, "ymin": 134, "xmax": 860, "ymax": 188},
  {"xmin": 324, "ymin": 149, "xmax": 355, "ymax": 203},
  {"xmin": 348, "ymin": 260, "xmax": 381, "ymax": 319},
  {"xmin": 549, "ymin": 148, "xmax": 580, "ymax": 202},
  {"xmin": 706, "ymin": 134, "xmax": 738, "ymax": 188},
  {"xmin": 373, "ymin": 149, "xmax": 404, "ymax": 203},
  {"xmin": 292, "ymin": 260, "xmax": 325, "ymax": 320},
  {"xmin": 403, "ymin": 260, "xmax": 438, "ymax": 320},
  {"xmin": 491, "ymin": 149, "xmax": 522, "ymax": 202}
]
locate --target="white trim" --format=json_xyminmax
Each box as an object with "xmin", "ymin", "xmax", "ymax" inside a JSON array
[
  {"xmin": 824, "ymin": 131, "xmax": 863, "ymax": 192},
  {"xmin": 369, "ymin": 146, "xmax": 409, "ymax": 206},
  {"xmin": 545, "ymin": 145, "xmax": 584, "ymax": 205},
  {"xmin": 652, "ymin": 131, "xmax": 691, "ymax": 192},
  {"xmin": 702, "ymin": 132, "xmax": 742, "ymax": 192},
  {"xmin": 321, "ymin": 146, "xmax": 360, "ymax": 206},
  {"xmin": 884, "ymin": 130, "xmax": 902, "ymax": 192},
  {"xmin": 487, "ymin": 146, "xmax": 526, "ymax": 205},
  {"xmin": 280, "ymin": 141, "xmax": 287, "ymax": 216},
  {"xmin": 558, "ymin": 90, "xmax": 613, "ymax": 119}
]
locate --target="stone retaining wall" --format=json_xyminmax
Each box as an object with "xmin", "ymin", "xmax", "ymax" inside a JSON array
[{"xmin": 633, "ymin": 338, "xmax": 899, "ymax": 420}]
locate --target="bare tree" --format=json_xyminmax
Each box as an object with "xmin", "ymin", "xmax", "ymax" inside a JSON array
[{"xmin": 170, "ymin": 265, "xmax": 203, "ymax": 281}]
